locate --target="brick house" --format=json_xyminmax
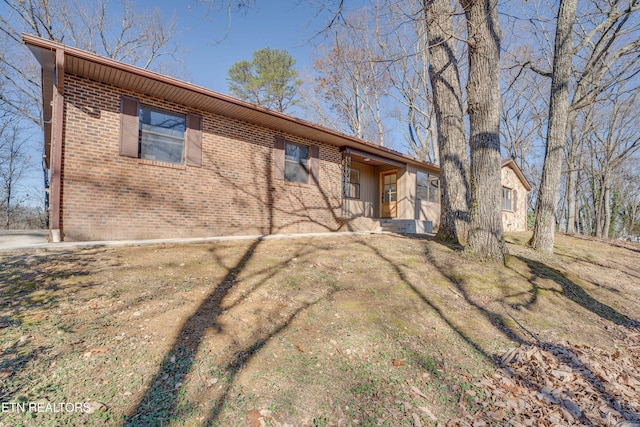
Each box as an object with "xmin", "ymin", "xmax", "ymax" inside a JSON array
[{"xmin": 24, "ymin": 35, "xmax": 531, "ymax": 242}]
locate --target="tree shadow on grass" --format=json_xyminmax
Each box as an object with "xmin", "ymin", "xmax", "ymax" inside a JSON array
[
  {"xmin": 422, "ymin": 237, "xmax": 640, "ymax": 423},
  {"xmin": 0, "ymin": 342, "xmax": 49, "ymax": 403},
  {"xmin": 357, "ymin": 234, "xmax": 640, "ymax": 424},
  {"xmin": 0, "ymin": 249, "xmax": 115, "ymax": 405},
  {"xmin": 201, "ymin": 292, "xmax": 332, "ymax": 426},
  {"xmin": 515, "ymin": 255, "xmax": 640, "ymax": 329},
  {"xmin": 352, "ymin": 237, "xmax": 495, "ymax": 365},
  {"xmin": 124, "ymin": 239, "xmax": 263, "ymax": 425},
  {"xmin": 0, "ymin": 250, "xmax": 108, "ymax": 312},
  {"xmin": 123, "ymin": 238, "xmax": 335, "ymax": 426}
]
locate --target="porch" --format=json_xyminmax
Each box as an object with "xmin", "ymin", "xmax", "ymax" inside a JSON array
[{"xmin": 339, "ymin": 147, "xmax": 439, "ymax": 234}]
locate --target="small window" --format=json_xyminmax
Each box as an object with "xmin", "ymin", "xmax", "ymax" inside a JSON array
[
  {"xmin": 284, "ymin": 141, "xmax": 309, "ymax": 184},
  {"xmin": 417, "ymin": 171, "xmax": 439, "ymax": 202},
  {"xmin": 502, "ymin": 187, "xmax": 513, "ymax": 211},
  {"xmin": 139, "ymin": 105, "xmax": 185, "ymax": 164},
  {"xmin": 344, "ymin": 168, "xmax": 360, "ymax": 199}
]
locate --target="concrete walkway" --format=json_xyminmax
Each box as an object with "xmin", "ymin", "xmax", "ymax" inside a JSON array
[{"xmin": 0, "ymin": 230, "xmax": 387, "ymax": 253}]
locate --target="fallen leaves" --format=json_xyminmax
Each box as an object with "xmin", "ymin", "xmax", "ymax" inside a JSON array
[
  {"xmin": 84, "ymin": 402, "xmax": 107, "ymax": 414},
  {"xmin": 247, "ymin": 408, "xmax": 287, "ymax": 427},
  {"xmin": 410, "ymin": 385, "xmax": 429, "ymax": 401},
  {"xmin": 83, "ymin": 347, "xmax": 109, "ymax": 358},
  {"xmin": 247, "ymin": 409, "xmax": 261, "ymax": 427},
  {"xmin": 449, "ymin": 325, "xmax": 640, "ymax": 426}
]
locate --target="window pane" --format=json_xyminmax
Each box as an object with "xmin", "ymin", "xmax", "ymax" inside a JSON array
[
  {"xmin": 284, "ymin": 141, "xmax": 309, "ymax": 183},
  {"xmin": 344, "ymin": 169, "xmax": 360, "ymax": 199},
  {"xmin": 428, "ymin": 179, "xmax": 439, "ymax": 202},
  {"xmin": 285, "ymin": 142, "xmax": 308, "ymax": 164},
  {"xmin": 417, "ymin": 187, "xmax": 428, "ymax": 200},
  {"xmin": 140, "ymin": 132, "xmax": 184, "ymax": 164},
  {"xmin": 502, "ymin": 187, "xmax": 512, "ymax": 210},
  {"xmin": 350, "ymin": 169, "xmax": 359, "ymax": 184},
  {"xmin": 349, "ymin": 183, "xmax": 360, "ymax": 199},
  {"xmin": 139, "ymin": 106, "xmax": 185, "ymax": 164},
  {"xmin": 417, "ymin": 171, "xmax": 429, "ymax": 187},
  {"xmin": 384, "ymin": 182, "xmax": 396, "ymax": 202},
  {"xmin": 417, "ymin": 171, "xmax": 431, "ymax": 201},
  {"xmin": 285, "ymin": 162, "xmax": 308, "ymax": 183}
]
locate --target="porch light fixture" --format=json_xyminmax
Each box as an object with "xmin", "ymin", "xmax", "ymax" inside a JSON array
[{"xmin": 363, "ymin": 157, "xmax": 371, "ymax": 162}]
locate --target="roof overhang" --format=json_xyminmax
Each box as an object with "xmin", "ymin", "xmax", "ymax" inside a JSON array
[
  {"xmin": 26, "ymin": 42, "xmax": 55, "ymax": 167},
  {"xmin": 22, "ymin": 34, "xmax": 439, "ymax": 173},
  {"xmin": 501, "ymin": 158, "xmax": 533, "ymax": 191}
]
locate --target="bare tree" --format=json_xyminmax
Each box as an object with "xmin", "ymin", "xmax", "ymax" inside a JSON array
[
  {"xmin": 0, "ymin": 0, "xmax": 180, "ymax": 225},
  {"xmin": 310, "ymin": 9, "xmax": 391, "ymax": 145},
  {"xmin": 616, "ymin": 163, "xmax": 640, "ymax": 238},
  {"xmin": 525, "ymin": 0, "xmax": 640, "ymax": 249},
  {"xmin": 0, "ymin": 120, "xmax": 31, "ymax": 228},
  {"xmin": 500, "ymin": 64, "xmax": 546, "ymax": 177},
  {"xmin": 562, "ymin": 0, "xmax": 640, "ymax": 235},
  {"xmin": 563, "ymin": 105, "xmax": 594, "ymax": 234},
  {"xmin": 378, "ymin": 1, "xmax": 439, "ymax": 162},
  {"xmin": 423, "ymin": 0, "xmax": 470, "ymax": 245},
  {"xmin": 461, "ymin": 0, "xmax": 505, "ymax": 261},
  {"xmin": 529, "ymin": 0, "xmax": 578, "ymax": 253},
  {"xmin": 584, "ymin": 88, "xmax": 640, "ymax": 238},
  {"xmin": 1, "ymin": 0, "xmax": 179, "ymax": 125}
]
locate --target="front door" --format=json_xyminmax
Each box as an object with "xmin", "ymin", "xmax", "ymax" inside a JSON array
[{"xmin": 380, "ymin": 171, "xmax": 397, "ymax": 218}]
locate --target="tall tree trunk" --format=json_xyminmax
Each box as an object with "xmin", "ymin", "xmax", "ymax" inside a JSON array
[
  {"xmin": 565, "ymin": 106, "xmax": 586, "ymax": 235},
  {"xmin": 529, "ymin": 0, "xmax": 578, "ymax": 253},
  {"xmin": 595, "ymin": 175, "xmax": 612, "ymax": 238},
  {"xmin": 462, "ymin": 0, "xmax": 505, "ymax": 262},
  {"xmin": 572, "ymin": 153, "xmax": 585, "ymax": 234},
  {"xmin": 594, "ymin": 176, "xmax": 604, "ymax": 237},
  {"xmin": 603, "ymin": 185, "xmax": 611, "ymax": 238},
  {"xmin": 565, "ymin": 164, "xmax": 578, "ymax": 234},
  {"xmin": 424, "ymin": 0, "xmax": 470, "ymax": 245}
]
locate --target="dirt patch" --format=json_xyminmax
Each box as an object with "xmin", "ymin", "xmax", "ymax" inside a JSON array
[{"xmin": 0, "ymin": 233, "xmax": 638, "ymax": 426}]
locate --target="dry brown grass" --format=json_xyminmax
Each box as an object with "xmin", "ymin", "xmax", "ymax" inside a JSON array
[{"xmin": 0, "ymin": 232, "xmax": 638, "ymax": 426}]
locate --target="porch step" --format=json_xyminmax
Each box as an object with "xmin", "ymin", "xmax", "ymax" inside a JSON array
[{"xmin": 379, "ymin": 219, "xmax": 433, "ymax": 234}]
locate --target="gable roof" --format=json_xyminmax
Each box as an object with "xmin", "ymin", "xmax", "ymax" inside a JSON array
[
  {"xmin": 23, "ymin": 34, "xmax": 440, "ymax": 174},
  {"xmin": 501, "ymin": 158, "xmax": 532, "ymax": 191}
]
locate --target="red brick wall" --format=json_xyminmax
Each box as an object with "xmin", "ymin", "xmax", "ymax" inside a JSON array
[{"xmin": 60, "ymin": 74, "xmax": 376, "ymax": 241}]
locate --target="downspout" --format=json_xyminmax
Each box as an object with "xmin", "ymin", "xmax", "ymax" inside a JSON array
[{"xmin": 50, "ymin": 47, "xmax": 64, "ymax": 242}]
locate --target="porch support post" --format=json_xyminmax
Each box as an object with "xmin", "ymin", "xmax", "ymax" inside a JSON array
[
  {"xmin": 50, "ymin": 48, "xmax": 64, "ymax": 242},
  {"xmin": 341, "ymin": 151, "xmax": 351, "ymax": 218}
]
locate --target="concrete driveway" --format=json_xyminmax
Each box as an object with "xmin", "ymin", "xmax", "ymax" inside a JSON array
[{"xmin": 0, "ymin": 230, "xmax": 49, "ymax": 251}]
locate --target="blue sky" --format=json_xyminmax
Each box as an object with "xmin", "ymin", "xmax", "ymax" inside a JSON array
[
  {"xmin": 7, "ymin": 1, "xmax": 351, "ymax": 206},
  {"xmin": 153, "ymin": 1, "xmax": 331, "ymax": 94}
]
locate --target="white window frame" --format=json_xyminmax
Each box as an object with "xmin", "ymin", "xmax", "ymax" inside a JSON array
[
  {"xmin": 139, "ymin": 105, "xmax": 186, "ymax": 165},
  {"xmin": 502, "ymin": 186, "xmax": 514, "ymax": 211},
  {"xmin": 284, "ymin": 141, "xmax": 309, "ymax": 184}
]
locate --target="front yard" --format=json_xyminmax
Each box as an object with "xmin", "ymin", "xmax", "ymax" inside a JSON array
[{"xmin": 1, "ymin": 233, "xmax": 639, "ymax": 426}]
